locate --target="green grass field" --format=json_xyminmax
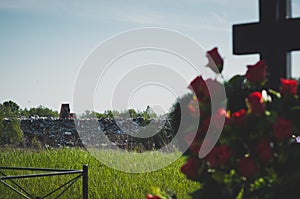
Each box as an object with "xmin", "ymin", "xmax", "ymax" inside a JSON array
[{"xmin": 0, "ymin": 148, "xmax": 199, "ymax": 198}]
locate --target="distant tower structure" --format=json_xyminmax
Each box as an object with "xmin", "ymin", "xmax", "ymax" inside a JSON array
[{"xmin": 60, "ymin": 104, "xmax": 70, "ymax": 119}]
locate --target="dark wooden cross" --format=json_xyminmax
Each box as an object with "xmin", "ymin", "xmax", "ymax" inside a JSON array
[{"xmin": 233, "ymin": 0, "xmax": 300, "ymax": 88}]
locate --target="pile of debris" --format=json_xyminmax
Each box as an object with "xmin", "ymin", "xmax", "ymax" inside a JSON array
[
  {"xmin": 20, "ymin": 118, "xmax": 82, "ymax": 147},
  {"xmin": 19, "ymin": 117, "xmax": 174, "ymax": 151}
]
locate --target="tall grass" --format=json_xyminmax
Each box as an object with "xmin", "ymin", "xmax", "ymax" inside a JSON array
[{"xmin": 0, "ymin": 148, "xmax": 199, "ymax": 198}]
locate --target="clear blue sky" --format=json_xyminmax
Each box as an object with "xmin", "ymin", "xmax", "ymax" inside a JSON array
[{"xmin": 1, "ymin": 0, "xmax": 300, "ymax": 114}]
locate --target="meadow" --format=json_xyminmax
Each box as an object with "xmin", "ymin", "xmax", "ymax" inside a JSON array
[{"xmin": 0, "ymin": 148, "xmax": 199, "ymax": 198}]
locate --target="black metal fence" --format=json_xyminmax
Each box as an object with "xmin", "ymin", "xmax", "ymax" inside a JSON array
[{"xmin": 0, "ymin": 165, "xmax": 88, "ymax": 199}]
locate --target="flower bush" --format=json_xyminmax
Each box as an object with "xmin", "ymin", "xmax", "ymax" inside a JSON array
[
  {"xmin": 148, "ymin": 47, "xmax": 300, "ymax": 199},
  {"xmin": 179, "ymin": 48, "xmax": 300, "ymax": 199}
]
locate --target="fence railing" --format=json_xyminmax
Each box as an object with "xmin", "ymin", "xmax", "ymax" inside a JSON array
[{"xmin": 0, "ymin": 165, "xmax": 88, "ymax": 199}]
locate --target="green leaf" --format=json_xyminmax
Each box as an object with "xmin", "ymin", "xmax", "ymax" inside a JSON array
[
  {"xmin": 212, "ymin": 171, "xmax": 226, "ymax": 183},
  {"xmin": 268, "ymin": 89, "xmax": 281, "ymax": 98},
  {"xmin": 266, "ymin": 111, "xmax": 277, "ymax": 123},
  {"xmin": 228, "ymin": 75, "xmax": 245, "ymax": 85},
  {"xmin": 235, "ymin": 186, "xmax": 244, "ymax": 199},
  {"xmin": 291, "ymin": 106, "xmax": 300, "ymax": 111}
]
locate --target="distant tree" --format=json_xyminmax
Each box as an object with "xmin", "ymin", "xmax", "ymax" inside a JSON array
[
  {"xmin": 21, "ymin": 108, "xmax": 30, "ymax": 117},
  {"xmin": 136, "ymin": 106, "xmax": 157, "ymax": 121},
  {"xmin": 3, "ymin": 100, "xmax": 20, "ymax": 116},
  {"xmin": 95, "ymin": 112, "xmax": 103, "ymax": 118},
  {"xmin": 128, "ymin": 108, "xmax": 137, "ymax": 118},
  {"xmin": 145, "ymin": 105, "xmax": 157, "ymax": 119},
  {"xmin": 0, "ymin": 105, "xmax": 3, "ymax": 140},
  {"xmin": 111, "ymin": 110, "xmax": 120, "ymax": 117},
  {"xmin": 21, "ymin": 105, "xmax": 59, "ymax": 118},
  {"xmin": 0, "ymin": 103, "xmax": 23, "ymax": 146},
  {"xmin": 95, "ymin": 107, "xmax": 158, "ymax": 120},
  {"xmin": 104, "ymin": 110, "xmax": 114, "ymax": 118},
  {"xmin": 96, "ymin": 110, "xmax": 120, "ymax": 119},
  {"xmin": 1, "ymin": 118, "xmax": 23, "ymax": 145},
  {"xmin": 80, "ymin": 110, "xmax": 98, "ymax": 118}
]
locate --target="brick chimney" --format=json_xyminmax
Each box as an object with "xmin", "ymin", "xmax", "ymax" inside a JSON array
[{"xmin": 60, "ymin": 103, "xmax": 70, "ymax": 119}]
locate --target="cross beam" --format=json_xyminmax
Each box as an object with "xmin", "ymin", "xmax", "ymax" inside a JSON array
[{"xmin": 233, "ymin": 0, "xmax": 300, "ymax": 88}]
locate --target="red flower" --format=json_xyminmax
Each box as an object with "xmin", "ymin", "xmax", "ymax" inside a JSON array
[
  {"xmin": 188, "ymin": 98, "xmax": 198, "ymax": 114},
  {"xmin": 255, "ymin": 139, "xmax": 273, "ymax": 163},
  {"xmin": 231, "ymin": 109, "xmax": 247, "ymax": 127},
  {"xmin": 146, "ymin": 194, "xmax": 161, "ymax": 199},
  {"xmin": 205, "ymin": 145, "xmax": 232, "ymax": 168},
  {"xmin": 280, "ymin": 78, "xmax": 298, "ymax": 96},
  {"xmin": 188, "ymin": 76, "xmax": 209, "ymax": 101},
  {"xmin": 248, "ymin": 92, "xmax": 265, "ymax": 114},
  {"xmin": 245, "ymin": 60, "xmax": 267, "ymax": 84},
  {"xmin": 188, "ymin": 97, "xmax": 205, "ymax": 118},
  {"xmin": 206, "ymin": 47, "xmax": 224, "ymax": 74},
  {"xmin": 181, "ymin": 157, "xmax": 201, "ymax": 181},
  {"xmin": 272, "ymin": 118, "xmax": 293, "ymax": 141},
  {"xmin": 237, "ymin": 156, "xmax": 258, "ymax": 178},
  {"xmin": 205, "ymin": 149, "xmax": 218, "ymax": 168},
  {"xmin": 211, "ymin": 108, "xmax": 228, "ymax": 131},
  {"xmin": 217, "ymin": 145, "xmax": 233, "ymax": 165},
  {"xmin": 188, "ymin": 77, "xmax": 225, "ymax": 103}
]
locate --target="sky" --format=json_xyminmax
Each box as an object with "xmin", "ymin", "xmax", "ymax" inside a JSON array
[{"xmin": 1, "ymin": 0, "xmax": 300, "ymax": 114}]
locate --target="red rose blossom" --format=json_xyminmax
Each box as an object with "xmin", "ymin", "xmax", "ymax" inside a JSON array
[
  {"xmin": 181, "ymin": 157, "xmax": 201, "ymax": 181},
  {"xmin": 231, "ymin": 109, "xmax": 247, "ymax": 127},
  {"xmin": 217, "ymin": 145, "xmax": 233, "ymax": 165},
  {"xmin": 211, "ymin": 108, "xmax": 228, "ymax": 131},
  {"xmin": 205, "ymin": 148, "xmax": 218, "ymax": 168},
  {"xmin": 146, "ymin": 194, "xmax": 161, "ymax": 199},
  {"xmin": 187, "ymin": 97, "xmax": 205, "ymax": 118},
  {"xmin": 280, "ymin": 78, "xmax": 298, "ymax": 96},
  {"xmin": 255, "ymin": 139, "xmax": 273, "ymax": 163},
  {"xmin": 205, "ymin": 145, "xmax": 232, "ymax": 168},
  {"xmin": 237, "ymin": 156, "xmax": 258, "ymax": 178},
  {"xmin": 188, "ymin": 98, "xmax": 198, "ymax": 114},
  {"xmin": 248, "ymin": 92, "xmax": 265, "ymax": 114},
  {"xmin": 206, "ymin": 47, "xmax": 224, "ymax": 74},
  {"xmin": 272, "ymin": 118, "xmax": 293, "ymax": 141},
  {"xmin": 245, "ymin": 60, "xmax": 267, "ymax": 84},
  {"xmin": 188, "ymin": 76, "xmax": 209, "ymax": 101}
]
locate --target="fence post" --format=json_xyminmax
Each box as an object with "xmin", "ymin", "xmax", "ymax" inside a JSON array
[{"xmin": 82, "ymin": 165, "xmax": 88, "ymax": 199}]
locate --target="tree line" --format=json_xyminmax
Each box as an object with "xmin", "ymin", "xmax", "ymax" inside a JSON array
[
  {"xmin": 80, "ymin": 105, "xmax": 158, "ymax": 120},
  {"xmin": 0, "ymin": 100, "xmax": 59, "ymax": 118},
  {"xmin": 0, "ymin": 100, "xmax": 171, "ymax": 147},
  {"xmin": 0, "ymin": 100, "xmax": 59, "ymax": 146}
]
